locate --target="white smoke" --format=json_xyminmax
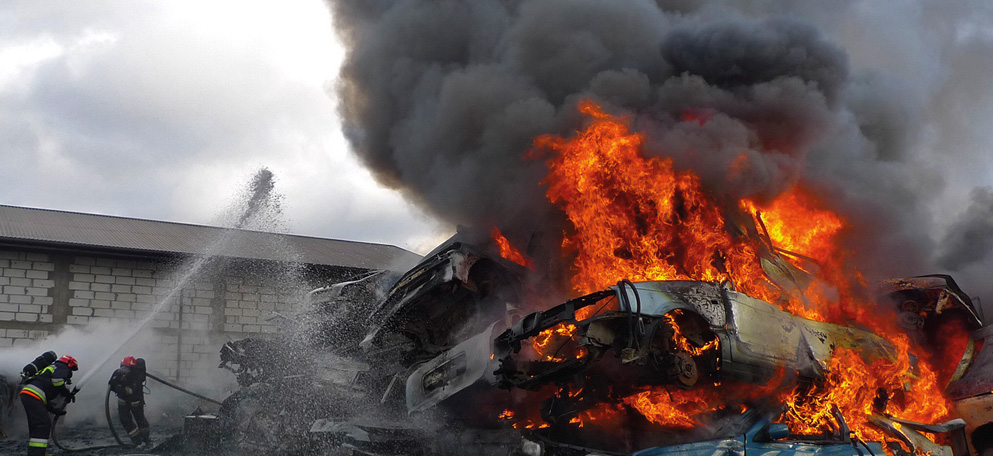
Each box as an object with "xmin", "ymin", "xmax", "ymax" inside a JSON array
[{"xmin": 0, "ymin": 321, "xmax": 228, "ymax": 437}]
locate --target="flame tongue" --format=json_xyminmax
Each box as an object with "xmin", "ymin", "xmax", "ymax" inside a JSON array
[
  {"xmin": 505, "ymin": 99, "xmax": 956, "ymax": 442},
  {"xmin": 491, "ymin": 227, "xmax": 534, "ymax": 269},
  {"xmin": 534, "ymin": 101, "xmax": 748, "ymax": 295}
]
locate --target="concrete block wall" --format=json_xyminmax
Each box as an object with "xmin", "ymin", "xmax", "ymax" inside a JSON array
[
  {"xmin": 0, "ymin": 248, "xmax": 335, "ymax": 383},
  {"xmin": 222, "ymin": 276, "xmax": 298, "ymax": 334},
  {"xmin": 0, "ymin": 328, "xmax": 52, "ymax": 348},
  {"xmin": 66, "ymin": 256, "xmax": 192, "ymax": 329},
  {"xmin": 0, "ymin": 250, "xmax": 56, "ymax": 326},
  {"xmin": 141, "ymin": 331, "xmax": 242, "ymax": 385}
]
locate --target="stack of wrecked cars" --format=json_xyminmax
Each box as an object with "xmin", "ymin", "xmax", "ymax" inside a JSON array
[{"xmin": 209, "ymin": 231, "xmax": 993, "ymax": 456}]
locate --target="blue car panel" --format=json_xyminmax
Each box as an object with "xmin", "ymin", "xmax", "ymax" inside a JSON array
[{"xmin": 631, "ymin": 417, "xmax": 884, "ymax": 456}]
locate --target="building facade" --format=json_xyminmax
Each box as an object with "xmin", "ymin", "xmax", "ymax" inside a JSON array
[{"xmin": 0, "ymin": 205, "xmax": 419, "ymax": 385}]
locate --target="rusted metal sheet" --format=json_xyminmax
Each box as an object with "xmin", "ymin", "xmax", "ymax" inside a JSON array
[
  {"xmin": 948, "ymin": 325, "xmax": 993, "ymax": 400},
  {"xmin": 874, "ymin": 274, "xmax": 982, "ymax": 328}
]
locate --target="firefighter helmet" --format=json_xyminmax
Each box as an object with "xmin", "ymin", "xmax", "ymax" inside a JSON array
[
  {"xmin": 58, "ymin": 355, "xmax": 78, "ymax": 371},
  {"xmin": 121, "ymin": 356, "xmax": 137, "ymax": 367}
]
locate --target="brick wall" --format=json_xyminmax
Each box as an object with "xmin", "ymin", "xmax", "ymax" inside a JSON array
[{"xmin": 0, "ymin": 247, "xmax": 353, "ymax": 384}]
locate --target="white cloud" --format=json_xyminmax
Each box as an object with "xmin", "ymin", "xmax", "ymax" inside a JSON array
[
  {"xmin": 0, "ymin": 36, "xmax": 63, "ymax": 91},
  {"xmin": 0, "ymin": 0, "xmax": 447, "ymax": 254}
]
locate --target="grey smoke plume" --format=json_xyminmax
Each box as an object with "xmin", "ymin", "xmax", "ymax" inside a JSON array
[
  {"xmin": 327, "ymin": 0, "xmax": 993, "ymax": 311},
  {"xmin": 938, "ymin": 187, "xmax": 993, "ymax": 271}
]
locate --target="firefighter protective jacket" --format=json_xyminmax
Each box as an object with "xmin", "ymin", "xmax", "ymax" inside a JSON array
[
  {"xmin": 109, "ymin": 366, "xmax": 145, "ymax": 402},
  {"xmin": 20, "ymin": 362, "xmax": 73, "ymax": 405}
]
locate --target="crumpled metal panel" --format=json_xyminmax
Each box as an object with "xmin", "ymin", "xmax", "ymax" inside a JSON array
[
  {"xmin": 953, "ymin": 393, "xmax": 993, "ymax": 448},
  {"xmin": 632, "ymin": 438, "xmax": 744, "ymax": 456},
  {"xmin": 868, "ymin": 414, "xmax": 959, "ymax": 456},
  {"xmin": 405, "ymin": 323, "xmax": 497, "ymax": 413},
  {"xmin": 948, "ymin": 325, "xmax": 993, "ymax": 399},
  {"xmin": 874, "ymin": 275, "xmax": 982, "ymax": 328},
  {"xmin": 613, "ymin": 281, "xmax": 727, "ymax": 327},
  {"xmin": 722, "ymin": 289, "xmax": 894, "ymax": 382}
]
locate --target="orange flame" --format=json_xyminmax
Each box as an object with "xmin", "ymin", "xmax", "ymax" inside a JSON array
[
  {"xmin": 517, "ymin": 99, "xmax": 956, "ymax": 443},
  {"xmin": 491, "ymin": 227, "xmax": 534, "ymax": 269},
  {"xmin": 778, "ymin": 340, "xmax": 949, "ymax": 441},
  {"xmin": 533, "ymin": 101, "xmax": 766, "ymax": 296},
  {"xmin": 665, "ymin": 309, "xmax": 720, "ymax": 357},
  {"xmin": 531, "ymin": 322, "xmax": 582, "ymax": 362},
  {"xmin": 623, "ymin": 388, "xmax": 713, "ymax": 429}
]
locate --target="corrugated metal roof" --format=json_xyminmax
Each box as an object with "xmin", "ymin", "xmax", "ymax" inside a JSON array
[{"xmin": 0, "ymin": 205, "xmax": 421, "ymax": 270}]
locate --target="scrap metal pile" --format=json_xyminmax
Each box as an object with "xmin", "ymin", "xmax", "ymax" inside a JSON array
[
  {"xmin": 207, "ymin": 103, "xmax": 993, "ymax": 456},
  {"xmin": 205, "ymin": 232, "xmax": 992, "ymax": 456}
]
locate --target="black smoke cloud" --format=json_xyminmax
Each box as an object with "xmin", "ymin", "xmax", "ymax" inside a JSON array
[
  {"xmin": 327, "ymin": 0, "xmax": 993, "ymax": 313},
  {"xmin": 938, "ymin": 187, "xmax": 993, "ymax": 271}
]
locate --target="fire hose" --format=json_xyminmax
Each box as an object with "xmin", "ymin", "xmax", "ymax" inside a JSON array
[
  {"xmin": 51, "ymin": 387, "xmax": 120, "ymax": 453},
  {"xmin": 146, "ymin": 372, "xmax": 224, "ymax": 406},
  {"xmin": 50, "ymin": 372, "xmax": 223, "ymax": 452}
]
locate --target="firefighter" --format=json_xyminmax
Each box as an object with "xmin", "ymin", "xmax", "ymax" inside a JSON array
[
  {"xmin": 109, "ymin": 356, "xmax": 151, "ymax": 447},
  {"xmin": 19, "ymin": 354, "xmax": 78, "ymax": 456}
]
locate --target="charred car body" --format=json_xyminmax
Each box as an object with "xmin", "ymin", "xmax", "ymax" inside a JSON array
[
  {"xmin": 492, "ymin": 280, "xmax": 896, "ymax": 392},
  {"xmin": 211, "ymin": 231, "xmax": 992, "ymax": 456},
  {"xmin": 409, "ymin": 278, "xmax": 975, "ymax": 455},
  {"xmin": 215, "ymin": 235, "xmax": 531, "ymax": 454}
]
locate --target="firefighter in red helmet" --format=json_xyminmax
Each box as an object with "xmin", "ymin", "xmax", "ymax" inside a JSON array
[
  {"xmin": 19, "ymin": 353, "xmax": 78, "ymax": 456},
  {"xmin": 108, "ymin": 356, "xmax": 151, "ymax": 447}
]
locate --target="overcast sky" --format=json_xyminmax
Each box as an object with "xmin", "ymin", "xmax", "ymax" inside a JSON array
[
  {"xmin": 0, "ymin": 0, "xmax": 452, "ymax": 254},
  {"xmin": 4, "ymin": 0, "xmax": 993, "ymax": 300}
]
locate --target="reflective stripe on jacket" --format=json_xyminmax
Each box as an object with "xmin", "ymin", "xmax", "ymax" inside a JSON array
[
  {"xmin": 24, "ymin": 362, "xmax": 72, "ymax": 402},
  {"xmin": 19, "ymin": 384, "xmax": 46, "ymax": 404}
]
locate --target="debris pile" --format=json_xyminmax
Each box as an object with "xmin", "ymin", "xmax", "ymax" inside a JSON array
[
  {"xmin": 197, "ymin": 102, "xmax": 991, "ymax": 456},
  {"xmin": 202, "ymin": 224, "xmax": 989, "ymax": 456}
]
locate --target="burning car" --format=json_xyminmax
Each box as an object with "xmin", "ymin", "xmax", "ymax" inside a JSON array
[
  {"xmin": 874, "ymin": 275, "xmax": 991, "ymax": 456},
  {"xmin": 491, "ymin": 280, "xmax": 895, "ymax": 396},
  {"xmin": 947, "ymin": 324, "xmax": 993, "ymax": 456},
  {"xmin": 210, "ymin": 223, "xmax": 988, "ymax": 456},
  {"xmin": 406, "ymin": 276, "xmax": 979, "ymax": 456},
  {"xmin": 360, "ymin": 235, "xmax": 529, "ymax": 366}
]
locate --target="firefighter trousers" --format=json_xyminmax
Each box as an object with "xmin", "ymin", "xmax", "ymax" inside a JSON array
[
  {"xmin": 19, "ymin": 393, "xmax": 51, "ymax": 456},
  {"xmin": 118, "ymin": 399, "xmax": 150, "ymax": 444}
]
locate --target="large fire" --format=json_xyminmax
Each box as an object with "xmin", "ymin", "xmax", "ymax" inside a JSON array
[{"xmin": 501, "ymin": 100, "xmax": 960, "ymax": 447}]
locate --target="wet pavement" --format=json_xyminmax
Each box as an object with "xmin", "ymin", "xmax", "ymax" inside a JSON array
[{"xmin": 0, "ymin": 424, "xmax": 182, "ymax": 455}]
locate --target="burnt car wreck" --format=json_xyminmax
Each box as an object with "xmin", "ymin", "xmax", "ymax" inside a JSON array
[{"xmin": 198, "ymin": 232, "xmax": 992, "ymax": 456}]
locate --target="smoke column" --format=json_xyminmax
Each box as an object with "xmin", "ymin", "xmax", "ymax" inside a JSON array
[{"xmin": 326, "ymin": 0, "xmax": 993, "ymax": 315}]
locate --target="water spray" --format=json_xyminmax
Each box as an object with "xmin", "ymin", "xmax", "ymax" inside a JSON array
[
  {"xmin": 74, "ymin": 168, "xmax": 280, "ymax": 388},
  {"xmin": 51, "ymin": 373, "xmax": 223, "ymax": 453},
  {"xmin": 47, "ymin": 168, "xmax": 281, "ymax": 451},
  {"xmin": 74, "ymin": 254, "xmax": 215, "ymax": 389}
]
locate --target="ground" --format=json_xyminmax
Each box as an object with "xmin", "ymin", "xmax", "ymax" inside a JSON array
[{"xmin": 0, "ymin": 424, "xmax": 182, "ymax": 455}]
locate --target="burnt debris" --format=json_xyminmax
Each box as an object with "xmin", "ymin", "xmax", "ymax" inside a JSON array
[{"xmin": 177, "ymin": 230, "xmax": 990, "ymax": 456}]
